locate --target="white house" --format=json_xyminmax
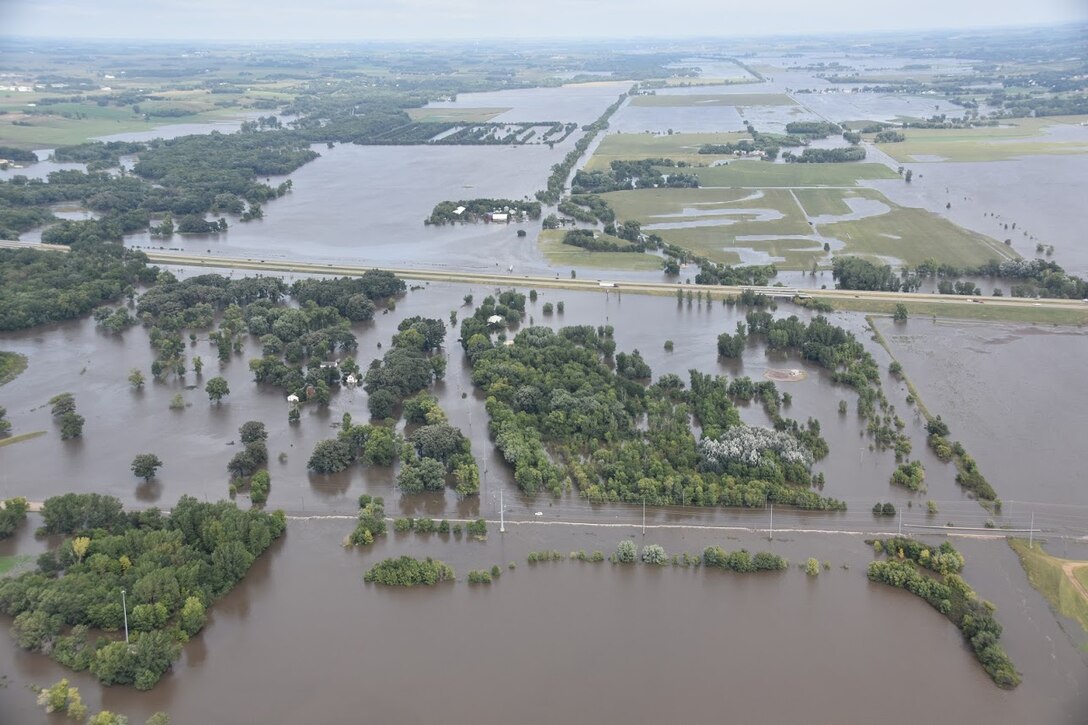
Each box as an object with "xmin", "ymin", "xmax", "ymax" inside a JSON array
[
  {"xmin": 286, "ymin": 394, "xmax": 300, "ymax": 404},
  {"xmin": 345, "ymin": 374, "xmax": 358, "ymax": 387},
  {"xmin": 487, "ymin": 314, "xmax": 504, "ymax": 325}
]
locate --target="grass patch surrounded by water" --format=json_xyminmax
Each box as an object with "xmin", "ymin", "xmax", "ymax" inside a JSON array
[
  {"xmin": 817, "ymin": 205, "xmax": 1015, "ymax": 268},
  {"xmin": 0, "ymin": 107, "xmax": 246, "ymax": 149},
  {"xmin": 629, "ymin": 93, "xmax": 796, "ymax": 107},
  {"xmin": 585, "ymin": 132, "xmax": 750, "ymax": 170},
  {"xmin": 850, "ymin": 299, "xmax": 1088, "ymax": 325},
  {"xmin": 407, "ymin": 107, "xmax": 511, "ymax": 123},
  {"xmin": 874, "ymin": 116, "xmax": 1088, "ymax": 162},
  {"xmin": 1009, "ymin": 539, "xmax": 1088, "ymax": 634},
  {"xmin": 688, "ymin": 161, "xmax": 899, "ymax": 187},
  {"xmin": 0, "ymin": 352, "xmax": 27, "ymax": 386},
  {"xmin": 602, "ymin": 187, "xmax": 812, "ymax": 266},
  {"xmin": 537, "ymin": 230, "xmax": 663, "ymax": 271},
  {"xmin": 0, "ymin": 555, "xmax": 34, "ymax": 577},
  {"xmin": 0, "ymin": 431, "xmax": 47, "ymax": 448}
]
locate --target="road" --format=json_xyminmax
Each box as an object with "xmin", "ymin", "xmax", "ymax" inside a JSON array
[{"xmin": 2, "ymin": 240, "xmax": 1083, "ymax": 315}]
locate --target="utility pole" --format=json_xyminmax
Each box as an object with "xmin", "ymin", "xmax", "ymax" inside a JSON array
[
  {"xmin": 898, "ymin": 507, "xmax": 903, "ymax": 537},
  {"xmin": 121, "ymin": 589, "xmax": 129, "ymax": 645},
  {"xmin": 1029, "ymin": 512, "xmax": 1034, "ymax": 549},
  {"xmin": 769, "ymin": 503, "xmax": 773, "ymax": 541},
  {"xmin": 500, "ymin": 488, "xmax": 505, "ymax": 534},
  {"xmin": 642, "ymin": 496, "xmax": 646, "ymax": 536}
]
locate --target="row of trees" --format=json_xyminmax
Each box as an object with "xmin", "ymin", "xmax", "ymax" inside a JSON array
[
  {"xmin": 0, "ymin": 494, "xmax": 286, "ymax": 689},
  {"xmin": 867, "ymin": 539, "xmax": 1019, "ymax": 688}
]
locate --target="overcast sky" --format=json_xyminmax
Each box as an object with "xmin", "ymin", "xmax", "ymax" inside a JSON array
[{"xmin": 1, "ymin": 0, "xmax": 1085, "ymax": 41}]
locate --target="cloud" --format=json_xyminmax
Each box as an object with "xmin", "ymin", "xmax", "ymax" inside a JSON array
[{"xmin": 1, "ymin": 0, "xmax": 1085, "ymax": 40}]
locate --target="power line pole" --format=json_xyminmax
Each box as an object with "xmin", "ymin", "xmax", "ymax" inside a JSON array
[
  {"xmin": 121, "ymin": 588, "xmax": 129, "ymax": 645},
  {"xmin": 642, "ymin": 496, "xmax": 646, "ymax": 536},
  {"xmin": 1029, "ymin": 511, "xmax": 1034, "ymax": 549},
  {"xmin": 769, "ymin": 503, "xmax": 773, "ymax": 541},
  {"xmin": 500, "ymin": 488, "xmax": 505, "ymax": 534},
  {"xmin": 898, "ymin": 507, "xmax": 903, "ymax": 537}
]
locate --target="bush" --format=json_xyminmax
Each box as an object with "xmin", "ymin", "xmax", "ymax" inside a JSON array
[
  {"xmin": 805, "ymin": 557, "xmax": 820, "ymax": 576},
  {"xmin": 641, "ymin": 544, "xmax": 668, "ymax": 565},
  {"xmin": 615, "ymin": 540, "xmax": 637, "ymax": 563},
  {"xmin": 364, "ymin": 556, "xmax": 454, "ymax": 586}
]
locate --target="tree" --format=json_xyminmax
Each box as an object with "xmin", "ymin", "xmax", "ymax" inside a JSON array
[
  {"xmin": 641, "ymin": 544, "xmax": 667, "ymax": 565},
  {"xmin": 396, "ymin": 456, "xmax": 446, "ymax": 494},
  {"xmin": 128, "ymin": 368, "xmax": 145, "ymax": 388},
  {"xmin": 805, "ymin": 557, "xmax": 820, "ymax": 575},
  {"xmin": 238, "ymin": 421, "xmax": 268, "ymax": 445},
  {"xmin": 131, "ymin": 454, "xmax": 163, "ymax": 482},
  {"xmin": 893, "ymin": 304, "xmax": 909, "ymax": 322},
  {"xmin": 72, "ymin": 536, "xmax": 91, "ymax": 562},
  {"xmin": 192, "ymin": 356, "xmax": 203, "ymax": 375},
  {"xmin": 307, "ymin": 439, "xmax": 354, "ymax": 474},
  {"xmin": 178, "ymin": 596, "xmax": 206, "ymax": 637},
  {"xmin": 60, "ymin": 412, "xmax": 85, "ymax": 439},
  {"xmin": 205, "ymin": 376, "xmax": 230, "ymax": 404}
]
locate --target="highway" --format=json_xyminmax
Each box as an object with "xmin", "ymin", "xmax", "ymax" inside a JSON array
[{"xmin": 3, "ymin": 240, "xmax": 1084, "ymax": 315}]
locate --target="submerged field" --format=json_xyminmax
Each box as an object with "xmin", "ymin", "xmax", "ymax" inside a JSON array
[{"xmin": 629, "ymin": 93, "xmax": 797, "ymax": 107}]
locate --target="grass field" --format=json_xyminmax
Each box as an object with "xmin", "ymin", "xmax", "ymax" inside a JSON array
[
  {"xmin": 1009, "ymin": 539, "xmax": 1088, "ymax": 633},
  {"xmin": 407, "ymin": 107, "xmax": 511, "ymax": 123},
  {"xmin": 843, "ymin": 298, "xmax": 1088, "ymax": 325},
  {"xmin": 604, "ymin": 186, "xmax": 775, "ymax": 218},
  {"xmin": 0, "ymin": 555, "xmax": 34, "ymax": 577},
  {"xmin": 0, "ymin": 107, "xmax": 246, "ymax": 149},
  {"xmin": 0, "ymin": 351, "xmax": 27, "ymax": 386},
  {"xmin": 817, "ymin": 204, "xmax": 1016, "ymax": 267},
  {"xmin": 537, "ymin": 230, "xmax": 663, "ymax": 270},
  {"xmin": 629, "ymin": 93, "xmax": 796, "ymax": 107},
  {"xmin": 0, "ymin": 431, "xmax": 46, "ymax": 448},
  {"xmin": 601, "ymin": 187, "xmax": 813, "ymax": 265},
  {"xmin": 689, "ymin": 161, "xmax": 899, "ymax": 187},
  {"xmin": 874, "ymin": 116, "xmax": 1088, "ymax": 162},
  {"xmin": 793, "ymin": 187, "xmax": 886, "ymax": 216},
  {"xmin": 585, "ymin": 132, "xmax": 749, "ymax": 170}
]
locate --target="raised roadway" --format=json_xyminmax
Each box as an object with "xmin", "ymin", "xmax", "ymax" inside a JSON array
[{"xmin": 2, "ymin": 241, "xmax": 1084, "ymax": 314}]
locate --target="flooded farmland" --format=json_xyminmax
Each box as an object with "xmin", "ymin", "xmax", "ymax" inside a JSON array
[
  {"xmin": 2, "ymin": 31, "xmax": 1088, "ymax": 725},
  {"xmin": 0, "ymin": 516, "xmax": 1085, "ymax": 724}
]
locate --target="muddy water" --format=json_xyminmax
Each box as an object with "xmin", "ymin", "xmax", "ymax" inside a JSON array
[
  {"xmin": 865, "ymin": 155, "xmax": 1088, "ymax": 277},
  {"xmin": 1, "ymin": 278, "xmax": 1029, "ymax": 537},
  {"xmin": 875, "ymin": 318, "xmax": 1088, "ymax": 518},
  {"xmin": 0, "ymin": 518, "xmax": 1084, "ymax": 724}
]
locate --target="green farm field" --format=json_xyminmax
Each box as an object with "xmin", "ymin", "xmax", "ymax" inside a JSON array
[
  {"xmin": 585, "ymin": 131, "xmax": 749, "ymax": 170},
  {"xmin": 537, "ymin": 230, "xmax": 663, "ymax": 270},
  {"xmin": 688, "ymin": 161, "xmax": 899, "ymax": 187},
  {"xmin": 874, "ymin": 116, "xmax": 1088, "ymax": 162}
]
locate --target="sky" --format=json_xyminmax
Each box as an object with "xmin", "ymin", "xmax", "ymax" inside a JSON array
[{"xmin": 1, "ymin": 0, "xmax": 1086, "ymax": 41}]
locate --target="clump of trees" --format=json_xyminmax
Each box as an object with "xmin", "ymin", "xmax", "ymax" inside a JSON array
[
  {"xmin": 925, "ymin": 416, "xmax": 996, "ymax": 500},
  {"xmin": 868, "ymin": 539, "xmax": 1019, "ymax": 688},
  {"xmin": 0, "ymin": 497, "xmax": 29, "ymax": 540},
  {"xmin": 426, "ymin": 198, "xmax": 541, "ymax": 225},
  {"xmin": 703, "ymin": 546, "xmax": 788, "ymax": 572},
  {"xmin": 309, "ymin": 413, "xmax": 402, "ymax": 474},
  {"xmin": 50, "ymin": 393, "xmax": 85, "ymax": 439},
  {"xmin": 363, "ymin": 556, "xmax": 454, "ymax": 586},
  {"xmin": 363, "ymin": 317, "xmax": 446, "ymax": 419},
  {"xmin": 349, "ymin": 495, "xmax": 386, "ymax": 546},
  {"xmin": 890, "ymin": 460, "xmax": 926, "ymax": 491},
  {"xmin": 782, "ymin": 147, "xmax": 866, "ymax": 163},
  {"xmin": 0, "ymin": 494, "xmax": 286, "ymax": 689}
]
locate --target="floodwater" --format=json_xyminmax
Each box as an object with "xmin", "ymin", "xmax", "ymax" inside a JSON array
[
  {"xmin": 0, "ymin": 277, "xmax": 1051, "ymax": 536},
  {"xmin": 0, "ymin": 516, "xmax": 1085, "ymax": 724},
  {"xmin": 875, "ymin": 317, "xmax": 1088, "ymax": 517},
  {"xmin": 865, "ymin": 155, "xmax": 1088, "ymax": 278}
]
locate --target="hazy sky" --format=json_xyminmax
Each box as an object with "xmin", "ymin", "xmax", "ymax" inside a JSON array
[{"xmin": 2, "ymin": 0, "xmax": 1086, "ymax": 41}]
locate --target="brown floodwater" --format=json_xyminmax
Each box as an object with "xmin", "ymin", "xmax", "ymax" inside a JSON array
[
  {"xmin": 876, "ymin": 317, "xmax": 1088, "ymax": 535},
  {"xmin": 1, "ymin": 517, "xmax": 1085, "ymax": 724},
  {"xmin": 1, "ymin": 278, "xmax": 1016, "ymax": 533}
]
